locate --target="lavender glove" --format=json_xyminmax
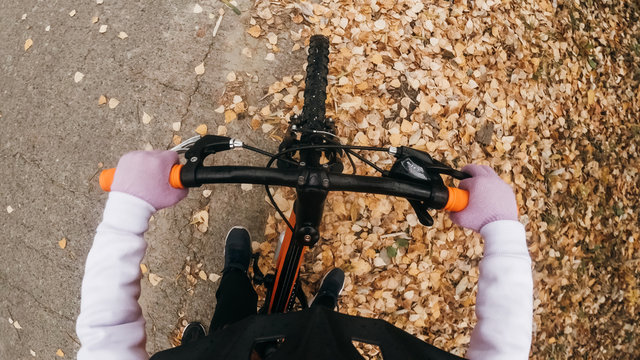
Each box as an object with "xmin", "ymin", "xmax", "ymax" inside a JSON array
[
  {"xmin": 449, "ymin": 164, "xmax": 518, "ymax": 232},
  {"xmin": 111, "ymin": 151, "xmax": 188, "ymax": 210}
]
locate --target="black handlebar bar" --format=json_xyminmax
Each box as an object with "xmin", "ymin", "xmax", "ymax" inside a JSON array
[{"xmin": 188, "ymin": 166, "xmax": 448, "ymax": 209}]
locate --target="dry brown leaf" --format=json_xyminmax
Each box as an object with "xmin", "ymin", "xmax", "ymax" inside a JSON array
[
  {"xmin": 140, "ymin": 263, "xmax": 148, "ymax": 274},
  {"xmin": 58, "ymin": 238, "xmax": 67, "ymax": 249},
  {"xmin": 56, "ymin": 349, "xmax": 64, "ymax": 357},
  {"xmin": 98, "ymin": 95, "xmax": 107, "ymax": 105},
  {"xmin": 148, "ymin": 273, "xmax": 163, "ymax": 286},
  {"xmin": 247, "ymin": 25, "xmax": 261, "ymax": 38},
  {"xmin": 198, "ymin": 270, "xmax": 207, "ymax": 281},
  {"xmin": 195, "ymin": 124, "xmax": 208, "ymax": 135},
  {"xmin": 191, "ymin": 208, "xmax": 209, "ymax": 232},
  {"xmin": 108, "ymin": 98, "xmax": 119, "ymax": 109},
  {"xmin": 587, "ymin": 90, "xmax": 595, "ymax": 106},
  {"xmin": 224, "ymin": 110, "xmax": 237, "ymax": 123},
  {"xmin": 142, "ymin": 112, "xmax": 152, "ymax": 124},
  {"xmin": 195, "ymin": 63, "xmax": 205, "ymax": 75},
  {"xmin": 74, "ymin": 72, "xmax": 84, "ymax": 83},
  {"xmin": 24, "ymin": 39, "xmax": 33, "ymax": 51}
]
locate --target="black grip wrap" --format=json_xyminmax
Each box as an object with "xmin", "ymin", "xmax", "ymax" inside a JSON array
[{"xmin": 301, "ymin": 35, "xmax": 329, "ymax": 130}]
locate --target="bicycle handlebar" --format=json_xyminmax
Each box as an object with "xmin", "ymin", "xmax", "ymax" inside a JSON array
[{"xmin": 99, "ymin": 164, "xmax": 469, "ymax": 212}]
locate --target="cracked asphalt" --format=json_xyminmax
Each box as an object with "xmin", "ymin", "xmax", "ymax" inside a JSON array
[{"xmin": 0, "ymin": 0, "xmax": 306, "ymax": 357}]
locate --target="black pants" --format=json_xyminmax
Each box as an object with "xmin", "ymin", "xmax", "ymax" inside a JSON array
[{"xmin": 151, "ymin": 269, "xmax": 336, "ymax": 359}]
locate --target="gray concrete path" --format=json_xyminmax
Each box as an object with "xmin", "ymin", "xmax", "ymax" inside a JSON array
[{"xmin": 0, "ymin": 0, "xmax": 304, "ymax": 357}]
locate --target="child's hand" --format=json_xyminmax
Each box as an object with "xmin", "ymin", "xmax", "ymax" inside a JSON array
[
  {"xmin": 111, "ymin": 151, "xmax": 188, "ymax": 210},
  {"xmin": 449, "ymin": 164, "xmax": 518, "ymax": 232}
]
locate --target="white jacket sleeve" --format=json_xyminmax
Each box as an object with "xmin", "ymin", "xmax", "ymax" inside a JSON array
[
  {"xmin": 467, "ymin": 220, "xmax": 533, "ymax": 360},
  {"xmin": 76, "ymin": 191, "xmax": 155, "ymax": 360}
]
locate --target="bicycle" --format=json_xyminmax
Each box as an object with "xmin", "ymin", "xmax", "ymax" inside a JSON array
[{"xmin": 100, "ymin": 35, "xmax": 470, "ymax": 360}]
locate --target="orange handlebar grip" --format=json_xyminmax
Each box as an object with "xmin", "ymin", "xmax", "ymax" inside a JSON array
[
  {"xmin": 444, "ymin": 187, "xmax": 469, "ymax": 212},
  {"xmin": 99, "ymin": 164, "xmax": 184, "ymax": 192},
  {"xmin": 99, "ymin": 168, "xmax": 116, "ymax": 192},
  {"xmin": 169, "ymin": 164, "xmax": 184, "ymax": 189}
]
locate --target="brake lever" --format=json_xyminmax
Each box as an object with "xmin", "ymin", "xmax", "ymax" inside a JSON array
[
  {"xmin": 181, "ymin": 135, "xmax": 243, "ymax": 187},
  {"xmin": 392, "ymin": 146, "xmax": 470, "ymax": 180},
  {"xmin": 170, "ymin": 135, "xmax": 202, "ymax": 154},
  {"xmin": 408, "ymin": 200, "xmax": 434, "ymax": 226},
  {"xmin": 387, "ymin": 147, "xmax": 469, "ymax": 226}
]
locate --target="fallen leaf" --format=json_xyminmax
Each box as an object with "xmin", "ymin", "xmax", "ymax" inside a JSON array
[
  {"xmin": 6, "ymin": 206, "xmax": 14, "ymax": 214},
  {"xmin": 117, "ymin": 32, "xmax": 128, "ymax": 39},
  {"xmin": 247, "ymin": 25, "xmax": 261, "ymax": 38},
  {"xmin": 214, "ymin": 105, "xmax": 225, "ymax": 113},
  {"xmin": 140, "ymin": 263, "xmax": 148, "ymax": 274},
  {"xmin": 224, "ymin": 110, "xmax": 237, "ymax": 123},
  {"xmin": 195, "ymin": 124, "xmax": 207, "ymax": 135},
  {"xmin": 74, "ymin": 72, "xmax": 84, "ymax": 83},
  {"xmin": 142, "ymin": 112, "xmax": 152, "ymax": 124},
  {"xmin": 195, "ymin": 62, "xmax": 205, "ymax": 75},
  {"xmin": 98, "ymin": 95, "xmax": 107, "ymax": 105},
  {"xmin": 198, "ymin": 270, "xmax": 207, "ymax": 280},
  {"xmin": 193, "ymin": 4, "xmax": 203, "ymax": 13},
  {"xmin": 148, "ymin": 273, "xmax": 163, "ymax": 286},
  {"xmin": 202, "ymin": 189, "xmax": 212, "ymax": 198},
  {"xmin": 108, "ymin": 98, "xmax": 119, "ymax": 109},
  {"xmin": 30, "ymin": 350, "xmax": 35, "ymax": 356},
  {"xmin": 217, "ymin": 125, "xmax": 227, "ymax": 136},
  {"xmin": 250, "ymin": 117, "xmax": 261, "ymax": 130},
  {"xmin": 370, "ymin": 53, "xmax": 383, "ymax": 65},
  {"xmin": 241, "ymin": 184, "xmax": 253, "ymax": 191},
  {"xmin": 91, "ymin": 16, "xmax": 99, "ymax": 24},
  {"xmin": 587, "ymin": 89, "xmax": 595, "ymax": 106},
  {"xmin": 172, "ymin": 135, "xmax": 181, "ymax": 145},
  {"xmin": 24, "ymin": 39, "xmax": 33, "ymax": 51},
  {"xmin": 69, "ymin": 9, "xmax": 76, "ymax": 17},
  {"xmin": 266, "ymin": 32, "xmax": 278, "ymax": 45},
  {"xmin": 172, "ymin": 122, "xmax": 181, "ymax": 131},
  {"xmin": 99, "ymin": 25, "xmax": 108, "ymax": 33},
  {"xmin": 226, "ymin": 72, "xmax": 236, "ymax": 82},
  {"xmin": 209, "ymin": 273, "xmax": 221, "ymax": 282},
  {"xmin": 374, "ymin": 19, "xmax": 386, "ymax": 31},
  {"xmin": 265, "ymin": 53, "xmax": 275, "ymax": 61},
  {"xmin": 58, "ymin": 238, "xmax": 67, "ymax": 249},
  {"xmin": 257, "ymin": 6, "xmax": 272, "ymax": 20},
  {"xmin": 13, "ymin": 321, "xmax": 22, "ymax": 329},
  {"xmin": 191, "ymin": 208, "xmax": 209, "ymax": 232},
  {"xmin": 56, "ymin": 349, "xmax": 64, "ymax": 357}
]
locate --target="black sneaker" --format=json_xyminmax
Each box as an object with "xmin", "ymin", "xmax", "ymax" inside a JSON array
[
  {"xmin": 223, "ymin": 226, "xmax": 252, "ymax": 274},
  {"xmin": 311, "ymin": 268, "xmax": 345, "ymax": 309},
  {"xmin": 181, "ymin": 322, "xmax": 206, "ymax": 346}
]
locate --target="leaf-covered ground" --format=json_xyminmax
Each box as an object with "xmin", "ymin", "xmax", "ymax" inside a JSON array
[{"xmin": 227, "ymin": 0, "xmax": 640, "ymax": 358}]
